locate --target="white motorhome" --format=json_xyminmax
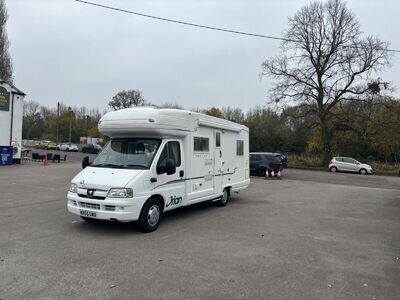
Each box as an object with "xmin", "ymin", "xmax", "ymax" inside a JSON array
[{"xmin": 67, "ymin": 107, "xmax": 250, "ymax": 232}]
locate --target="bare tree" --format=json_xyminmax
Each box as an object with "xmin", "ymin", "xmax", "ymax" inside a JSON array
[
  {"xmin": 23, "ymin": 100, "xmax": 40, "ymax": 117},
  {"xmin": 155, "ymin": 102, "xmax": 184, "ymax": 109},
  {"xmin": 0, "ymin": 0, "xmax": 12, "ymax": 83},
  {"xmin": 261, "ymin": 0, "xmax": 391, "ymax": 164},
  {"xmin": 108, "ymin": 89, "xmax": 146, "ymax": 110}
]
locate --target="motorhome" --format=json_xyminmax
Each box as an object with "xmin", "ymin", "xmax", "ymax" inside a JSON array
[{"xmin": 67, "ymin": 107, "xmax": 250, "ymax": 232}]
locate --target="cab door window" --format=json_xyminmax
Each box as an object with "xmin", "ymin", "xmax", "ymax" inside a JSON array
[{"xmin": 157, "ymin": 141, "xmax": 181, "ymax": 174}]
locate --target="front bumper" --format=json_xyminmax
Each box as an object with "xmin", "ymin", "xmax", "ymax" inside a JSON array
[{"xmin": 67, "ymin": 192, "xmax": 148, "ymax": 222}]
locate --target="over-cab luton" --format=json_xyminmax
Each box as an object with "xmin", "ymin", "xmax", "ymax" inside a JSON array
[{"xmin": 67, "ymin": 107, "xmax": 250, "ymax": 232}]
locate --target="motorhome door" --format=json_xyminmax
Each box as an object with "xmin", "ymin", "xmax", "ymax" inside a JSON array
[{"xmin": 214, "ymin": 130, "xmax": 223, "ymax": 195}]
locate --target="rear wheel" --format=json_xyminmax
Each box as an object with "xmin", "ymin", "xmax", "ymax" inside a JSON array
[
  {"xmin": 216, "ymin": 188, "xmax": 230, "ymax": 207},
  {"xmin": 138, "ymin": 198, "xmax": 162, "ymax": 232},
  {"xmin": 82, "ymin": 148, "xmax": 86, "ymax": 153},
  {"xmin": 257, "ymin": 167, "xmax": 266, "ymax": 177},
  {"xmin": 359, "ymin": 168, "xmax": 367, "ymax": 175},
  {"xmin": 330, "ymin": 166, "xmax": 338, "ymax": 173}
]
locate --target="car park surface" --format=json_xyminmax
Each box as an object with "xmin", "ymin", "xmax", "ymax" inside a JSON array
[{"xmin": 0, "ymin": 162, "xmax": 399, "ymax": 299}]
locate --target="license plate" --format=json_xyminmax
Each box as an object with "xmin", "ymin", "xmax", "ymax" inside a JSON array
[{"xmin": 80, "ymin": 210, "xmax": 97, "ymax": 218}]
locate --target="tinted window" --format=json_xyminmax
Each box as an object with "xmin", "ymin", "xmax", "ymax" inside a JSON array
[
  {"xmin": 335, "ymin": 157, "xmax": 343, "ymax": 162},
  {"xmin": 343, "ymin": 157, "xmax": 356, "ymax": 164},
  {"xmin": 250, "ymin": 154, "xmax": 262, "ymax": 161},
  {"xmin": 194, "ymin": 137, "xmax": 209, "ymax": 152},
  {"xmin": 237, "ymin": 140, "xmax": 244, "ymax": 156},
  {"xmin": 215, "ymin": 132, "xmax": 221, "ymax": 147},
  {"xmin": 157, "ymin": 141, "xmax": 181, "ymax": 174}
]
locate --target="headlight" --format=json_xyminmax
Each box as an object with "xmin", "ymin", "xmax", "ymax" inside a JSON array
[
  {"xmin": 69, "ymin": 183, "xmax": 77, "ymax": 193},
  {"xmin": 107, "ymin": 188, "xmax": 133, "ymax": 198}
]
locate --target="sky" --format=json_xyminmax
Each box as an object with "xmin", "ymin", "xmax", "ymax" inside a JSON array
[{"xmin": 6, "ymin": 0, "xmax": 400, "ymax": 112}]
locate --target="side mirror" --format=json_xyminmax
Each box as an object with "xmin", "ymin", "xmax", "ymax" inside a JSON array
[
  {"xmin": 165, "ymin": 158, "xmax": 176, "ymax": 175},
  {"xmin": 356, "ymin": 162, "xmax": 360, "ymax": 165},
  {"xmin": 82, "ymin": 156, "xmax": 91, "ymax": 169}
]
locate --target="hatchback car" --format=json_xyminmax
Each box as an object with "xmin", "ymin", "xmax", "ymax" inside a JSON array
[
  {"xmin": 250, "ymin": 152, "xmax": 283, "ymax": 176},
  {"xmin": 329, "ymin": 157, "xmax": 373, "ymax": 175},
  {"xmin": 81, "ymin": 143, "xmax": 102, "ymax": 154},
  {"xmin": 58, "ymin": 143, "xmax": 79, "ymax": 152}
]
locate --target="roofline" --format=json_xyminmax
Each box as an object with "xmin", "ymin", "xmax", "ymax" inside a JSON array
[{"xmin": 0, "ymin": 80, "xmax": 26, "ymax": 95}]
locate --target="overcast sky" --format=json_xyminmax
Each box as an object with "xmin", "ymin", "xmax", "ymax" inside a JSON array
[{"xmin": 6, "ymin": 0, "xmax": 400, "ymax": 112}]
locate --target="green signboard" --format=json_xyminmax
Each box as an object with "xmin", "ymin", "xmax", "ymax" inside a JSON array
[{"xmin": 0, "ymin": 86, "xmax": 10, "ymax": 111}]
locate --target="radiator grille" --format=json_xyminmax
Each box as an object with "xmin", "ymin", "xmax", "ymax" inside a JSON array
[
  {"xmin": 104, "ymin": 205, "xmax": 116, "ymax": 211},
  {"xmin": 79, "ymin": 202, "xmax": 100, "ymax": 210}
]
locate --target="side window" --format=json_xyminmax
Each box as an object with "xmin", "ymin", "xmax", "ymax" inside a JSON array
[
  {"xmin": 215, "ymin": 132, "xmax": 221, "ymax": 147},
  {"xmin": 167, "ymin": 142, "xmax": 181, "ymax": 167},
  {"xmin": 343, "ymin": 158, "xmax": 354, "ymax": 164},
  {"xmin": 336, "ymin": 157, "xmax": 343, "ymax": 162},
  {"xmin": 157, "ymin": 141, "xmax": 181, "ymax": 174},
  {"xmin": 236, "ymin": 140, "xmax": 244, "ymax": 156},
  {"xmin": 250, "ymin": 154, "xmax": 262, "ymax": 161},
  {"xmin": 194, "ymin": 137, "xmax": 209, "ymax": 152}
]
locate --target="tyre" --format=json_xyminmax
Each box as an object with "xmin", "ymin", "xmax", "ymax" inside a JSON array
[
  {"xmin": 359, "ymin": 168, "xmax": 367, "ymax": 175},
  {"xmin": 330, "ymin": 166, "xmax": 338, "ymax": 173},
  {"xmin": 257, "ymin": 167, "xmax": 266, "ymax": 177},
  {"xmin": 66, "ymin": 148, "xmax": 69, "ymax": 152},
  {"xmin": 82, "ymin": 148, "xmax": 86, "ymax": 153},
  {"xmin": 138, "ymin": 198, "xmax": 163, "ymax": 232},
  {"xmin": 216, "ymin": 188, "xmax": 230, "ymax": 207}
]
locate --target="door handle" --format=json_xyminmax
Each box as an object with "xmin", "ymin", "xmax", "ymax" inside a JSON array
[{"xmin": 179, "ymin": 170, "xmax": 184, "ymax": 177}]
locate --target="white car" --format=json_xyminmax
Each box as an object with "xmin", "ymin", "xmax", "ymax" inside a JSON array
[
  {"xmin": 329, "ymin": 157, "xmax": 373, "ymax": 175},
  {"xmin": 58, "ymin": 143, "xmax": 79, "ymax": 152}
]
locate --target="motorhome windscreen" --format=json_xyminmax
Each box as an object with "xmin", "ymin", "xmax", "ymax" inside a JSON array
[{"xmin": 91, "ymin": 138, "xmax": 161, "ymax": 169}]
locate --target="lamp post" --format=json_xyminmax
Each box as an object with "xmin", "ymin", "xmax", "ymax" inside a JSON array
[{"xmin": 68, "ymin": 106, "xmax": 72, "ymax": 143}]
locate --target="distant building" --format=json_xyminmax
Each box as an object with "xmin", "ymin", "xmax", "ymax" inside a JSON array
[
  {"xmin": 0, "ymin": 80, "xmax": 25, "ymax": 165},
  {"xmin": 80, "ymin": 137, "xmax": 103, "ymax": 145}
]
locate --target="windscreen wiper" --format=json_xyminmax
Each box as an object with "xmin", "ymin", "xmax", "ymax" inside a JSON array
[
  {"xmin": 122, "ymin": 164, "xmax": 147, "ymax": 169},
  {"xmin": 91, "ymin": 163, "xmax": 124, "ymax": 168}
]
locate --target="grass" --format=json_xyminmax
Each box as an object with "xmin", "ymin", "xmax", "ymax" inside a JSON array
[{"xmin": 287, "ymin": 154, "xmax": 400, "ymax": 176}]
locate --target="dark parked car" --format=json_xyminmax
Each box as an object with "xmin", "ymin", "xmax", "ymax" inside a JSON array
[
  {"xmin": 250, "ymin": 152, "xmax": 283, "ymax": 177},
  {"xmin": 82, "ymin": 143, "xmax": 102, "ymax": 154}
]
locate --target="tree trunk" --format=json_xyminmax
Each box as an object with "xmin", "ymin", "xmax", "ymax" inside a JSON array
[{"xmin": 320, "ymin": 118, "xmax": 332, "ymax": 166}]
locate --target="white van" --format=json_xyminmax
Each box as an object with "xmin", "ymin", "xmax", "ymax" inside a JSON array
[{"xmin": 67, "ymin": 107, "xmax": 250, "ymax": 232}]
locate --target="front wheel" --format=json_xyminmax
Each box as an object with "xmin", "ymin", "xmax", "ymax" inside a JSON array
[
  {"xmin": 359, "ymin": 168, "xmax": 367, "ymax": 175},
  {"xmin": 138, "ymin": 198, "xmax": 162, "ymax": 232}
]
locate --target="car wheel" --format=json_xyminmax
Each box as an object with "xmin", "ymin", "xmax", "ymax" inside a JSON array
[
  {"xmin": 216, "ymin": 188, "xmax": 230, "ymax": 207},
  {"xmin": 138, "ymin": 198, "xmax": 162, "ymax": 232},
  {"xmin": 330, "ymin": 166, "xmax": 338, "ymax": 173},
  {"xmin": 82, "ymin": 149, "xmax": 86, "ymax": 153},
  {"xmin": 66, "ymin": 148, "xmax": 69, "ymax": 152},
  {"xmin": 257, "ymin": 167, "xmax": 266, "ymax": 177},
  {"xmin": 359, "ymin": 168, "xmax": 367, "ymax": 175}
]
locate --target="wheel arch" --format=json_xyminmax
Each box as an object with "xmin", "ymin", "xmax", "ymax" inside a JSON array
[{"xmin": 148, "ymin": 194, "xmax": 165, "ymax": 211}]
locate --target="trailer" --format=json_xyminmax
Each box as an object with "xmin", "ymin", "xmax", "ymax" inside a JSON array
[{"xmin": 67, "ymin": 107, "xmax": 250, "ymax": 232}]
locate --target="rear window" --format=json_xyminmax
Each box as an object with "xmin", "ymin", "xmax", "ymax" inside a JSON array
[{"xmin": 236, "ymin": 140, "xmax": 244, "ymax": 156}]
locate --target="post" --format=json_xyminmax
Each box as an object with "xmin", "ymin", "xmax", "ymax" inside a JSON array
[
  {"xmin": 68, "ymin": 106, "xmax": 72, "ymax": 143},
  {"xmin": 85, "ymin": 115, "xmax": 88, "ymax": 144},
  {"xmin": 56, "ymin": 102, "xmax": 60, "ymax": 144}
]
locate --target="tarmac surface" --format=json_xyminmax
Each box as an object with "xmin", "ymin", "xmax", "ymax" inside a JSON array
[{"xmin": 0, "ymin": 162, "xmax": 399, "ymax": 299}]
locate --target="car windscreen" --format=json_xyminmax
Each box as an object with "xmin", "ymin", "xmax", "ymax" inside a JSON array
[{"xmin": 91, "ymin": 138, "xmax": 161, "ymax": 169}]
